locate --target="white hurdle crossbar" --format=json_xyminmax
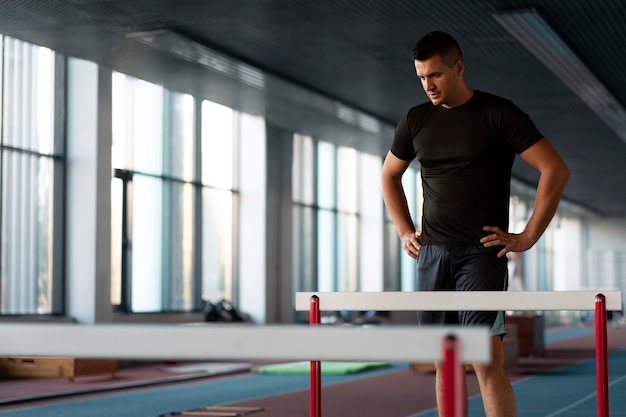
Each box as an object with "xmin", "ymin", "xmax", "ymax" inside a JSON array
[
  {"xmin": 296, "ymin": 290, "xmax": 622, "ymax": 417},
  {"xmin": 295, "ymin": 290, "xmax": 623, "ymax": 312},
  {"xmin": 0, "ymin": 323, "xmax": 489, "ymax": 363}
]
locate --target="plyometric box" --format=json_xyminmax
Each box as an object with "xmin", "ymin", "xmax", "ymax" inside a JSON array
[
  {"xmin": 505, "ymin": 314, "xmax": 545, "ymax": 356},
  {"xmin": 0, "ymin": 357, "xmax": 118, "ymax": 381}
]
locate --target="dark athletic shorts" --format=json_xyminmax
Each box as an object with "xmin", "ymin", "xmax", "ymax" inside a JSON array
[{"xmin": 417, "ymin": 244, "xmax": 508, "ymax": 336}]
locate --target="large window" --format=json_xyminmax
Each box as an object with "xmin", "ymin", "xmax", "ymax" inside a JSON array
[
  {"xmin": 292, "ymin": 134, "xmax": 316, "ymax": 292},
  {"xmin": 292, "ymin": 134, "xmax": 386, "ymax": 294},
  {"xmin": 111, "ymin": 72, "xmax": 239, "ymax": 313},
  {"xmin": 200, "ymin": 100, "xmax": 237, "ymax": 303},
  {"xmin": 0, "ymin": 36, "xmax": 61, "ymax": 315}
]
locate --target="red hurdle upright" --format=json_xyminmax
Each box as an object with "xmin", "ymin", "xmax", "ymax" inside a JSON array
[
  {"xmin": 595, "ymin": 294, "xmax": 609, "ymax": 417},
  {"xmin": 442, "ymin": 335, "xmax": 464, "ymax": 417},
  {"xmin": 309, "ymin": 295, "xmax": 321, "ymax": 417}
]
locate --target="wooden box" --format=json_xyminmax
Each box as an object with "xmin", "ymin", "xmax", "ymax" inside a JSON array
[
  {"xmin": 0, "ymin": 357, "xmax": 118, "ymax": 381},
  {"xmin": 503, "ymin": 323, "xmax": 519, "ymax": 372},
  {"xmin": 505, "ymin": 314, "xmax": 545, "ymax": 357}
]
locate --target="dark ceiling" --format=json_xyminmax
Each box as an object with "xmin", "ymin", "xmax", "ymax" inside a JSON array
[{"xmin": 1, "ymin": 0, "xmax": 625, "ymax": 218}]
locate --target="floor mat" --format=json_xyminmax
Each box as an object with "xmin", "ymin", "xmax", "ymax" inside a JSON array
[
  {"xmin": 255, "ymin": 361, "xmax": 390, "ymax": 375},
  {"xmin": 160, "ymin": 405, "xmax": 264, "ymax": 416},
  {"xmin": 161, "ymin": 362, "xmax": 251, "ymax": 375}
]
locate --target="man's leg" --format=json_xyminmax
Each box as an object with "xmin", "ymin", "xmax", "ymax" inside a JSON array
[{"xmin": 472, "ymin": 335, "xmax": 516, "ymax": 417}]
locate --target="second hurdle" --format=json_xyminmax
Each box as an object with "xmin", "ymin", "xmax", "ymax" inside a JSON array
[{"xmin": 295, "ymin": 290, "xmax": 623, "ymax": 417}]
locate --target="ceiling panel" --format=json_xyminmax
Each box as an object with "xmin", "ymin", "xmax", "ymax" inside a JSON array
[{"xmin": 0, "ymin": 0, "xmax": 624, "ymax": 217}]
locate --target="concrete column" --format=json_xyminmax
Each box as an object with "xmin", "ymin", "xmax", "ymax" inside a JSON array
[{"xmin": 65, "ymin": 58, "xmax": 112, "ymax": 323}]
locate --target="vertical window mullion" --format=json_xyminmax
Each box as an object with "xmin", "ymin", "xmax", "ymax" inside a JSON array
[
  {"xmin": 192, "ymin": 97, "xmax": 203, "ymax": 310},
  {"xmin": 161, "ymin": 91, "xmax": 172, "ymax": 310}
]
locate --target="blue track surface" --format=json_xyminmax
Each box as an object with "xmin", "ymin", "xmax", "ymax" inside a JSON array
[
  {"xmin": 411, "ymin": 347, "xmax": 626, "ymax": 417},
  {"xmin": 544, "ymin": 327, "xmax": 595, "ymax": 344},
  {"xmin": 0, "ymin": 363, "xmax": 407, "ymax": 417}
]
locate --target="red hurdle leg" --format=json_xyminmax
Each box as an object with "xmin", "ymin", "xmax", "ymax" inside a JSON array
[
  {"xmin": 442, "ymin": 335, "xmax": 464, "ymax": 417},
  {"xmin": 595, "ymin": 294, "xmax": 609, "ymax": 417},
  {"xmin": 310, "ymin": 295, "xmax": 321, "ymax": 417}
]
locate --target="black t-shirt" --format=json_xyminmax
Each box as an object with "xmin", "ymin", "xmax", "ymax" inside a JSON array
[{"xmin": 390, "ymin": 91, "xmax": 543, "ymax": 245}]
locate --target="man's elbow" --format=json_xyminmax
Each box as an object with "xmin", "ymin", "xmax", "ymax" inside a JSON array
[{"xmin": 554, "ymin": 163, "xmax": 571, "ymax": 194}]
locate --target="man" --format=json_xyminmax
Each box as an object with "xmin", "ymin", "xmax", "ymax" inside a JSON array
[{"xmin": 381, "ymin": 31, "xmax": 570, "ymax": 417}]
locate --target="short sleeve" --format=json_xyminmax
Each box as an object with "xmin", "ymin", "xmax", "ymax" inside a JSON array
[
  {"xmin": 390, "ymin": 114, "xmax": 417, "ymax": 161},
  {"xmin": 501, "ymin": 101, "xmax": 543, "ymax": 154}
]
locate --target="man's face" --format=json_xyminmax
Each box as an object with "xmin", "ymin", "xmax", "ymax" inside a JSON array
[{"xmin": 414, "ymin": 54, "xmax": 463, "ymax": 108}]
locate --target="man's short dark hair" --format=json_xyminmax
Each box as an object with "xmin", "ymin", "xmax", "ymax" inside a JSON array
[{"xmin": 412, "ymin": 31, "xmax": 463, "ymax": 65}]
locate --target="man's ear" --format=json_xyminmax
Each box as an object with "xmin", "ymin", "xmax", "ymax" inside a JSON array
[{"xmin": 455, "ymin": 59, "xmax": 464, "ymax": 76}]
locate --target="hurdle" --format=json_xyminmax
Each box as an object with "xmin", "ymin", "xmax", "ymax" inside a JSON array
[
  {"xmin": 0, "ymin": 322, "xmax": 489, "ymax": 417},
  {"xmin": 295, "ymin": 290, "xmax": 622, "ymax": 417}
]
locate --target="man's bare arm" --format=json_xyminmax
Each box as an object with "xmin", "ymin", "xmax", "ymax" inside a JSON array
[{"xmin": 481, "ymin": 138, "xmax": 571, "ymax": 257}]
